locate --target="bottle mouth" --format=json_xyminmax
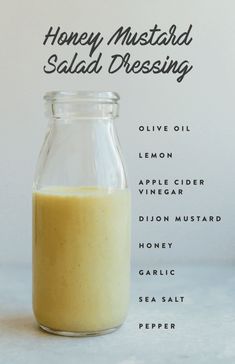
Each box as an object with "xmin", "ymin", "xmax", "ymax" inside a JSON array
[
  {"xmin": 44, "ymin": 90, "xmax": 120, "ymax": 104},
  {"xmin": 44, "ymin": 91, "xmax": 120, "ymax": 120}
]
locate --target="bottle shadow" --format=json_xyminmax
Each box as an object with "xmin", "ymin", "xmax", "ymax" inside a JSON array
[
  {"xmin": 0, "ymin": 314, "xmax": 48, "ymax": 338},
  {"xmin": 0, "ymin": 314, "xmax": 90, "ymax": 340}
]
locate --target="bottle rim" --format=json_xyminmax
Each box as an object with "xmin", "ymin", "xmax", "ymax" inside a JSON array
[{"xmin": 44, "ymin": 90, "xmax": 120, "ymax": 103}]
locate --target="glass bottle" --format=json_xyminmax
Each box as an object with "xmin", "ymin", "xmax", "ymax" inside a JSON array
[{"xmin": 32, "ymin": 91, "xmax": 131, "ymax": 336}]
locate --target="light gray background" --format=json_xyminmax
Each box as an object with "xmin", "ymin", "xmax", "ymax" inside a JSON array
[
  {"xmin": 1, "ymin": 2, "xmax": 235, "ymax": 364},
  {"xmin": 0, "ymin": 0, "xmax": 235, "ymax": 265}
]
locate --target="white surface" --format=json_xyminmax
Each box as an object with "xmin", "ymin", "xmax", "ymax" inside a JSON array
[{"xmin": 1, "ymin": 264, "xmax": 235, "ymax": 364}]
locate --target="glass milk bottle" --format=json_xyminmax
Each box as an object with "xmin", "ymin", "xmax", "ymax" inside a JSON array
[{"xmin": 32, "ymin": 91, "xmax": 131, "ymax": 336}]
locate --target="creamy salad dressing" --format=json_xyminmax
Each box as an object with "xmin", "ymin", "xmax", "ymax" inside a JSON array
[{"xmin": 33, "ymin": 186, "xmax": 131, "ymax": 333}]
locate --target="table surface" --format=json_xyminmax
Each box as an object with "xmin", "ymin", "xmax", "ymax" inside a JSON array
[{"xmin": 0, "ymin": 263, "xmax": 235, "ymax": 364}]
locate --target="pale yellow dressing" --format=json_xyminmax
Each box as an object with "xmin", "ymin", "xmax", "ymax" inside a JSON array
[{"xmin": 33, "ymin": 187, "xmax": 131, "ymax": 332}]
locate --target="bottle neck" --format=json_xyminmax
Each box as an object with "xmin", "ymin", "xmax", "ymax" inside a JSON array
[
  {"xmin": 36, "ymin": 115, "xmax": 127, "ymax": 189},
  {"xmin": 47, "ymin": 101, "xmax": 118, "ymax": 123},
  {"xmin": 34, "ymin": 91, "xmax": 126, "ymax": 190},
  {"xmin": 49, "ymin": 118, "xmax": 115, "ymax": 143}
]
